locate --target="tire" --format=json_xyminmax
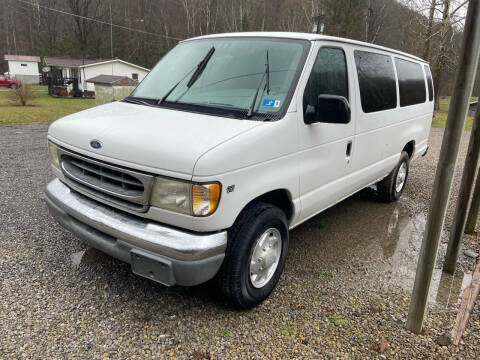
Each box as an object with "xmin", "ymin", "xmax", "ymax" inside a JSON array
[
  {"xmin": 217, "ymin": 202, "xmax": 289, "ymax": 309},
  {"xmin": 377, "ymin": 151, "xmax": 410, "ymax": 202},
  {"xmin": 10, "ymin": 84, "xmax": 17, "ymax": 90}
]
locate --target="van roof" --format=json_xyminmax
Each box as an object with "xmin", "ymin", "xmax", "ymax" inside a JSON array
[{"xmin": 185, "ymin": 32, "xmax": 427, "ymax": 64}]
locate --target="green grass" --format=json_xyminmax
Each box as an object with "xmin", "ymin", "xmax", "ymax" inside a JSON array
[
  {"xmin": 328, "ymin": 315, "xmax": 350, "ymax": 328},
  {"xmin": 0, "ymin": 85, "xmax": 95, "ymax": 126},
  {"xmin": 432, "ymin": 96, "xmax": 477, "ymax": 131},
  {"xmin": 220, "ymin": 328, "xmax": 231, "ymax": 338},
  {"xmin": 280, "ymin": 325, "xmax": 296, "ymax": 336},
  {"xmin": 0, "ymin": 86, "xmax": 476, "ymax": 129}
]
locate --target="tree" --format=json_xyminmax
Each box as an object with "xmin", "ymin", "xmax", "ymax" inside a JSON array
[{"xmin": 241, "ymin": 12, "xmax": 250, "ymax": 31}]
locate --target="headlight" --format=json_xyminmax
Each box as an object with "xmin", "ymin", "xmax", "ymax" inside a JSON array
[
  {"xmin": 150, "ymin": 178, "xmax": 220, "ymax": 216},
  {"xmin": 150, "ymin": 177, "xmax": 192, "ymax": 215},
  {"xmin": 47, "ymin": 141, "xmax": 60, "ymax": 169}
]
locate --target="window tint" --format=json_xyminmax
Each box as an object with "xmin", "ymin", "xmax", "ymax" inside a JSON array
[
  {"xmin": 424, "ymin": 65, "xmax": 434, "ymax": 102},
  {"xmin": 395, "ymin": 58, "xmax": 426, "ymax": 106},
  {"xmin": 303, "ymin": 47, "xmax": 348, "ymax": 115},
  {"xmin": 354, "ymin": 50, "xmax": 396, "ymax": 113}
]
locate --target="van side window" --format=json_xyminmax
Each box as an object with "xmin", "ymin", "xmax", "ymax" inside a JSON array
[
  {"xmin": 424, "ymin": 65, "xmax": 434, "ymax": 102},
  {"xmin": 354, "ymin": 50, "xmax": 396, "ymax": 113},
  {"xmin": 303, "ymin": 47, "xmax": 349, "ymax": 117},
  {"xmin": 395, "ymin": 58, "xmax": 427, "ymax": 106}
]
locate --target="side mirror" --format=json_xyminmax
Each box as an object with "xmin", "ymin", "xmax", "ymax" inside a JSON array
[{"xmin": 304, "ymin": 95, "xmax": 350, "ymax": 125}]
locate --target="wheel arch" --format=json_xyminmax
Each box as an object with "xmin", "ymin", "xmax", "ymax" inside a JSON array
[
  {"xmin": 402, "ymin": 140, "xmax": 415, "ymax": 158},
  {"xmin": 240, "ymin": 188, "xmax": 295, "ymax": 224}
]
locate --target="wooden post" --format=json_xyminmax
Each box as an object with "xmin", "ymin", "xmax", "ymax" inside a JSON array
[
  {"xmin": 449, "ymin": 259, "xmax": 480, "ymax": 345},
  {"xmin": 406, "ymin": 0, "xmax": 480, "ymax": 334},
  {"xmin": 465, "ymin": 168, "xmax": 480, "ymax": 234},
  {"xmin": 443, "ymin": 99, "xmax": 480, "ymax": 273}
]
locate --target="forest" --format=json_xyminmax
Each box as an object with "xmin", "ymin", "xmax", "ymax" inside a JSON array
[{"xmin": 0, "ymin": 0, "xmax": 475, "ymax": 107}]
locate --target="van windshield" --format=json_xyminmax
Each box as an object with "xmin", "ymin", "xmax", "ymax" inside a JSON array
[{"xmin": 131, "ymin": 37, "xmax": 310, "ymax": 120}]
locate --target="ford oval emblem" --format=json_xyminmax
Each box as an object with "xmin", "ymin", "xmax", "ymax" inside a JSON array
[{"xmin": 90, "ymin": 140, "xmax": 102, "ymax": 149}]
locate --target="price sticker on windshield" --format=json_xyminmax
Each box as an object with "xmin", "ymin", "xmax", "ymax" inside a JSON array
[{"xmin": 262, "ymin": 99, "xmax": 281, "ymax": 108}]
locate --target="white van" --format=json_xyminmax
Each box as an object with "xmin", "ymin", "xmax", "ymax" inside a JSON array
[{"xmin": 45, "ymin": 32, "xmax": 433, "ymax": 308}]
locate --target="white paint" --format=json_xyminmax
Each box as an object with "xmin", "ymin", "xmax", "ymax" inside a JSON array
[
  {"xmin": 80, "ymin": 60, "xmax": 149, "ymax": 91},
  {"xmin": 48, "ymin": 34, "xmax": 433, "ymax": 234},
  {"xmin": 7, "ymin": 60, "xmax": 39, "ymax": 76}
]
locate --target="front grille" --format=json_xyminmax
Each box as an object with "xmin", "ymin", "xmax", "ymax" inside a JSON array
[
  {"xmin": 63, "ymin": 156, "xmax": 144, "ymax": 197},
  {"xmin": 58, "ymin": 148, "xmax": 154, "ymax": 212}
]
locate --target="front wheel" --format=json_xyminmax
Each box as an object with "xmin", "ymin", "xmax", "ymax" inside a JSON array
[
  {"xmin": 217, "ymin": 202, "xmax": 289, "ymax": 309},
  {"xmin": 377, "ymin": 151, "xmax": 410, "ymax": 202}
]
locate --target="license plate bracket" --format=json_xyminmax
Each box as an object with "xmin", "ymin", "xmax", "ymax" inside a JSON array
[{"xmin": 130, "ymin": 250, "xmax": 175, "ymax": 286}]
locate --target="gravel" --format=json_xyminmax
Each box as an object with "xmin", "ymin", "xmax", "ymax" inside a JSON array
[{"xmin": 1, "ymin": 124, "xmax": 479, "ymax": 359}]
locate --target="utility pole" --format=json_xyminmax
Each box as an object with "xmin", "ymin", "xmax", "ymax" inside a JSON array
[
  {"xmin": 443, "ymin": 97, "xmax": 480, "ymax": 273},
  {"xmin": 465, "ymin": 169, "xmax": 480, "ymax": 234},
  {"xmin": 110, "ymin": 1, "xmax": 114, "ymax": 75},
  {"xmin": 406, "ymin": 0, "xmax": 480, "ymax": 335}
]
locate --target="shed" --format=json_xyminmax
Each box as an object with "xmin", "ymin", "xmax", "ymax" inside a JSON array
[
  {"xmin": 87, "ymin": 75, "xmax": 139, "ymax": 103},
  {"xmin": 44, "ymin": 57, "xmax": 149, "ymax": 92},
  {"xmin": 3, "ymin": 55, "xmax": 41, "ymax": 84}
]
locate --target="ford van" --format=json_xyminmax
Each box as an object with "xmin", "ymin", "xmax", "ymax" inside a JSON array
[{"xmin": 45, "ymin": 32, "xmax": 433, "ymax": 308}]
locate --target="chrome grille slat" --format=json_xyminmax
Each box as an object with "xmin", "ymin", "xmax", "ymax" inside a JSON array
[
  {"xmin": 56, "ymin": 147, "xmax": 154, "ymax": 213},
  {"xmin": 68, "ymin": 158, "xmax": 143, "ymax": 187}
]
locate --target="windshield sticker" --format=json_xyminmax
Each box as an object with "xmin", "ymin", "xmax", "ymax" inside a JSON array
[{"xmin": 262, "ymin": 99, "xmax": 281, "ymax": 108}]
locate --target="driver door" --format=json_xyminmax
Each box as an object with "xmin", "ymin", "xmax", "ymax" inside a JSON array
[{"xmin": 297, "ymin": 42, "xmax": 356, "ymax": 221}]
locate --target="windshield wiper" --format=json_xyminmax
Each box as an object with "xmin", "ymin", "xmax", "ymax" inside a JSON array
[
  {"xmin": 246, "ymin": 50, "xmax": 270, "ymax": 118},
  {"xmin": 158, "ymin": 46, "xmax": 215, "ymax": 105},
  {"xmin": 124, "ymin": 97, "xmax": 158, "ymax": 107}
]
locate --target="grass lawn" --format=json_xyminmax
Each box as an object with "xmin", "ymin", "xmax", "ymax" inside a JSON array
[
  {"xmin": 0, "ymin": 86, "xmax": 95, "ymax": 126},
  {"xmin": 432, "ymin": 96, "xmax": 477, "ymax": 131},
  {"xmin": 0, "ymin": 86, "xmax": 477, "ymax": 129}
]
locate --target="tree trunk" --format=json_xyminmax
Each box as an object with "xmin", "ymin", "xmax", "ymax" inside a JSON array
[{"xmin": 423, "ymin": 0, "xmax": 436, "ymax": 60}]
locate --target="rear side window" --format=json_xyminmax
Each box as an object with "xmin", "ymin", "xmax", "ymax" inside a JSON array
[
  {"xmin": 395, "ymin": 58, "xmax": 426, "ymax": 106},
  {"xmin": 354, "ymin": 50, "xmax": 396, "ymax": 113},
  {"xmin": 303, "ymin": 47, "xmax": 349, "ymax": 111},
  {"xmin": 424, "ymin": 65, "xmax": 434, "ymax": 102}
]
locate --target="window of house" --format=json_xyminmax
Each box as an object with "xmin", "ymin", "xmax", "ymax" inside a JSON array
[
  {"xmin": 303, "ymin": 47, "xmax": 349, "ymax": 116},
  {"xmin": 21, "ymin": 64, "xmax": 27, "ymax": 67},
  {"xmin": 424, "ymin": 65, "xmax": 434, "ymax": 102},
  {"xmin": 132, "ymin": 73, "xmax": 139, "ymax": 80},
  {"xmin": 354, "ymin": 50, "xmax": 397, "ymax": 113},
  {"xmin": 395, "ymin": 58, "xmax": 427, "ymax": 107}
]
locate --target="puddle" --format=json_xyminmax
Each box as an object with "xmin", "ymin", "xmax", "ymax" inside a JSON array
[
  {"xmin": 290, "ymin": 188, "xmax": 471, "ymax": 306},
  {"xmin": 70, "ymin": 247, "xmax": 108, "ymax": 268}
]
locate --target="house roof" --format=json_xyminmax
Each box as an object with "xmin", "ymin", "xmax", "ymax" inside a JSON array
[
  {"xmin": 44, "ymin": 57, "xmax": 108, "ymax": 67},
  {"xmin": 4, "ymin": 55, "xmax": 40, "ymax": 62},
  {"xmin": 44, "ymin": 57, "xmax": 150, "ymax": 71},
  {"xmin": 86, "ymin": 75, "xmax": 139, "ymax": 86}
]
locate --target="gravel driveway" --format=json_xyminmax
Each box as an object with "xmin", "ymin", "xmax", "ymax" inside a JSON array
[{"xmin": 1, "ymin": 124, "xmax": 479, "ymax": 359}]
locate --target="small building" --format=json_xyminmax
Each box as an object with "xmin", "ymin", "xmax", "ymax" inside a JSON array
[
  {"xmin": 3, "ymin": 55, "xmax": 41, "ymax": 84},
  {"xmin": 87, "ymin": 75, "xmax": 139, "ymax": 103},
  {"xmin": 44, "ymin": 57, "xmax": 149, "ymax": 92}
]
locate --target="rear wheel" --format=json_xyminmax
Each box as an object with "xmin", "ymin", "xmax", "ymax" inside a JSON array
[
  {"xmin": 377, "ymin": 151, "xmax": 410, "ymax": 202},
  {"xmin": 217, "ymin": 202, "xmax": 289, "ymax": 309},
  {"xmin": 10, "ymin": 84, "xmax": 17, "ymax": 90}
]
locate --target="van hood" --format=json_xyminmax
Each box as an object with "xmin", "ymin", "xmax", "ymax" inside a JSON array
[{"xmin": 48, "ymin": 102, "xmax": 262, "ymax": 177}]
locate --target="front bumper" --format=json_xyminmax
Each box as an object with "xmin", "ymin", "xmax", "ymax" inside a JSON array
[{"xmin": 45, "ymin": 178, "xmax": 227, "ymax": 286}]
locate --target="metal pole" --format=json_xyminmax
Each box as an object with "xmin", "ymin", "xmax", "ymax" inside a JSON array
[
  {"xmin": 465, "ymin": 167, "xmax": 480, "ymax": 234},
  {"xmin": 406, "ymin": 0, "xmax": 480, "ymax": 334},
  {"xmin": 443, "ymin": 100, "xmax": 480, "ymax": 273}
]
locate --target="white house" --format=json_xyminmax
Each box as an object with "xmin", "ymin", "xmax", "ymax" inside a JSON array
[
  {"xmin": 3, "ymin": 55, "xmax": 41, "ymax": 84},
  {"xmin": 44, "ymin": 57, "xmax": 150, "ymax": 92}
]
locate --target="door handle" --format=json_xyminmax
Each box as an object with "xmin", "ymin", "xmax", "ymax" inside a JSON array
[{"xmin": 346, "ymin": 141, "xmax": 352, "ymax": 164}]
